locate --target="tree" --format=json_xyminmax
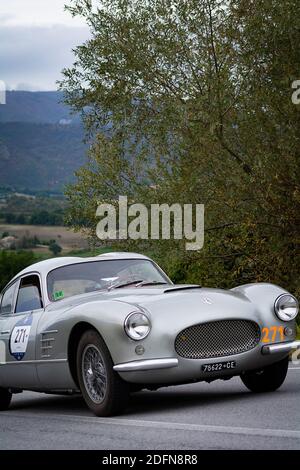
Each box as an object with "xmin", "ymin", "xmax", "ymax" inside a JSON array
[
  {"xmin": 60, "ymin": 0, "xmax": 300, "ymax": 298},
  {"xmin": 0, "ymin": 251, "xmax": 37, "ymax": 291},
  {"xmin": 49, "ymin": 240, "xmax": 62, "ymax": 256}
]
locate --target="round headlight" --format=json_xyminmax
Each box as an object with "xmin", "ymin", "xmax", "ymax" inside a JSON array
[
  {"xmin": 274, "ymin": 294, "xmax": 299, "ymax": 321},
  {"xmin": 124, "ymin": 312, "xmax": 151, "ymax": 340}
]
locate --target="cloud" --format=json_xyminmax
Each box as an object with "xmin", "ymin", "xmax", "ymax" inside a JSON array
[
  {"xmin": 0, "ymin": 24, "xmax": 89, "ymax": 91},
  {"xmin": 0, "ymin": 14, "xmax": 16, "ymax": 24},
  {"xmin": 0, "ymin": 0, "xmax": 86, "ymax": 27}
]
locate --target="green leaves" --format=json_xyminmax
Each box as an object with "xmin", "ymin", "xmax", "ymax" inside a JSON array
[
  {"xmin": 0, "ymin": 251, "xmax": 37, "ymax": 291},
  {"xmin": 61, "ymin": 0, "xmax": 300, "ymax": 304}
]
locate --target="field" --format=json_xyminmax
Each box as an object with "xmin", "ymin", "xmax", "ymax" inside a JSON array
[{"xmin": 0, "ymin": 224, "xmax": 89, "ymax": 254}]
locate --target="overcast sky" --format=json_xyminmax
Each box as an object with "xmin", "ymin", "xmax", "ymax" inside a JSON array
[{"xmin": 0, "ymin": 0, "xmax": 90, "ymax": 91}]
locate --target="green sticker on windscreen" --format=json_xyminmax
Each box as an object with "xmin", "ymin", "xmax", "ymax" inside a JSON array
[{"xmin": 54, "ymin": 290, "xmax": 64, "ymax": 301}]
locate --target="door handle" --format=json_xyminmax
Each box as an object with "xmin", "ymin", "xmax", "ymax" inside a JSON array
[{"xmin": 0, "ymin": 330, "xmax": 10, "ymax": 335}]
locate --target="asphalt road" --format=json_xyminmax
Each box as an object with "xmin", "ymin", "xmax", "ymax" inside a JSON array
[{"xmin": 0, "ymin": 365, "xmax": 299, "ymax": 450}]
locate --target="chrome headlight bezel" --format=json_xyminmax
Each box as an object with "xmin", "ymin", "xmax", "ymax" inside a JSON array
[
  {"xmin": 274, "ymin": 293, "xmax": 299, "ymax": 322},
  {"xmin": 124, "ymin": 311, "xmax": 151, "ymax": 341}
]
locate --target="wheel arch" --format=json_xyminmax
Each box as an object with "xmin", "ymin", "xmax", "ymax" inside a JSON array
[{"xmin": 68, "ymin": 321, "xmax": 106, "ymax": 388}]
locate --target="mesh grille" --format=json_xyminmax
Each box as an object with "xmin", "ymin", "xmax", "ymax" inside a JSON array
[{"xmin": 175, "ymin": 319, "xmax": 261, "ymax": 359}]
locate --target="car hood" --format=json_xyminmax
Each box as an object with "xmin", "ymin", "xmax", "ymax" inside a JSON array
[
  {"xmin": 112, "ymin": 285, "xmax": 258, "ymax": 320},
  {"xmin": 110, "ymin": 285, "xmax": 271, "ymax": 334},
  {"xmin": 48, "ymin": 284, "xmax": 260, "ymax": 323}
]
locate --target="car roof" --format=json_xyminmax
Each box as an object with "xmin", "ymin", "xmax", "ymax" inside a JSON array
[{"xmin": 11, "ymin": 252, "xmax": 151, "ymax": 282}]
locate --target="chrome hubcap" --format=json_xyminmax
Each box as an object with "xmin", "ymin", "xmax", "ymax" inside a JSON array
[{"xmin": 82, "ymin": 344, "xmax": 107, "ymax": 404}]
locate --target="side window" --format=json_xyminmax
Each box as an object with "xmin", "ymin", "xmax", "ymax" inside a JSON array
[
  {"xmin": 15, "ymin": 275, "xmax": 43, "ymax": 314},
  {"xmin": 0, "ymin": 282, "xmax": 18, "ymax": 315}
]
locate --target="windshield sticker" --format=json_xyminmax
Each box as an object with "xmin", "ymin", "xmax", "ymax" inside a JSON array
[
  {"xmin": 54, "ymin": 290, "xmax": 64, "ymax": 301},
  {"xmin": 0, "ymin": 340, "xmax": 6, "ymax": 364},
  {"xmin": 9, "ymin": 315, "xmax": 33, "ymax": 361}
]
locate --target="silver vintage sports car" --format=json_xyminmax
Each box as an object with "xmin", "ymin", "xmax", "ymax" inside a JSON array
[{"xmin": 0, "ymin": 252, "xmax": 299, "ymax": 416}]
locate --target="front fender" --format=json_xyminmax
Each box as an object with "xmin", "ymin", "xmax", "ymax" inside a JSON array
[
  {"xmin": 232, "ymin": 282, "xmax": 290, "ymax": 314},
  {"xmin": 232, "ymin": 282, "xmax": 298, "ymax": 339}
]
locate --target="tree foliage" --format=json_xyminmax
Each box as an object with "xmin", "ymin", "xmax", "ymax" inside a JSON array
[
  {"xmin": 60, "ymin": 0, "xmax": 300, "ymax": 297},
  {"xmin": 49, "ymin": 240, "xmax": 62, "ymax": 256},
  {"xmin": 0, "ymin": 251, "xmax": 37, "ymax": 291}
]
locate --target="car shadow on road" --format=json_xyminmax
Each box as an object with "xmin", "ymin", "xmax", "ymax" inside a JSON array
[
  {"xmin": 10, "ymin": 393, "xmax": 88, "ymax": 415},
  {"xmin": 126, "ymin": 387, "xmax": 259, "ymax": 415},
  {"xmin": 9, "ymin": 378, "xmax": 289, "ymax": 417}
]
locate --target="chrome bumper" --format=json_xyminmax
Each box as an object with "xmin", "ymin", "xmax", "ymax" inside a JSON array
[
  {"xmin": 113, "ymin": 358, "xmax": 178, "ymax": 372},
  {"xmin": 262, "ymin": 340, "xmax": 300, "ymax": 355},
  {"xmin": 114, "ymin": 341, "xmax": 300, "ymax": 372}
]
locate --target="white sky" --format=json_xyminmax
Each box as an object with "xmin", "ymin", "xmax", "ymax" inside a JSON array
[
  {"xmin": 0, "ymin": 0, "xmax": 86, "ymax": 27},
  {"xmin": 0, "ymin": 0, "xmax": 90, "ymax": 90}
]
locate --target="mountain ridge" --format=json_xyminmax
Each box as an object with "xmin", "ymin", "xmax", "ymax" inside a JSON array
[
  {"xmin": 0, "ymin": 91, "xmax": 86, "ymax": 192},
  {"xmin": 0, "ymin": 90, "xmax": 80, "ymax": 124}
]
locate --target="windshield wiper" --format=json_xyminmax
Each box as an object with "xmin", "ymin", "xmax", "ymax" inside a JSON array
[
  {"xmin": 108, "ymin": 279, "xmax": 144, "ymax": 290},
  {"xmin": 136, "ymin": 281, "xmax": 169, "ymax": 287}
]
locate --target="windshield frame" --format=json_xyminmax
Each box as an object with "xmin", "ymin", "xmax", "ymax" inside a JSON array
[{"xmin": 46, "ymin": 258, "xmax": 172, "ymax": 303}]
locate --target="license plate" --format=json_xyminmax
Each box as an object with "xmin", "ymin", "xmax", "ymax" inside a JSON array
[{"xmin": 202, "ymin": 361, "xmax": 236, "ymax": 372}]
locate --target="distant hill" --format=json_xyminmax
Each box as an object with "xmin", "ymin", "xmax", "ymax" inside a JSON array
[
  {"xmin": 0, "ymin": 122, "xmax": 86, "ymax": 191},
  {"xmin": 0, "ymin": 91, "xmax": 80, "ymax": 124},
  {"xmin": 0, "ymin": 91, "xmax": 86, "ymax": 192}
]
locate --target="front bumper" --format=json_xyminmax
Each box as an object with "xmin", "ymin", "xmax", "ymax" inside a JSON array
[
  {"xmin": 113, "ymin": 358, "xmax": 178, "ymax": 372},
  {"xmin": 262, "ymin": 340, "xmax": 300, "ymax": 355},
  {"xmin": 114, "ymin": 340, "xmax": 300, "ymax": 384}
]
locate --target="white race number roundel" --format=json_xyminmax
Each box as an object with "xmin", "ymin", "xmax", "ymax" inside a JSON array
[{"xmin": 9, "ymin": 315, "xmax": 32, "ymax": 361}]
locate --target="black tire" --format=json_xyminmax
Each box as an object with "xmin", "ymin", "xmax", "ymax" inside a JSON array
[
  {"xmin": 240, "ymin": 356, "xmax": 289, "ymax": 393},
  {"xmin": 0, "ymin": 388, "xmax": 12, "ymax": 411},
  {"xmin": 76, "ymin": 329, "xmax": 130, "ymax": 416}
]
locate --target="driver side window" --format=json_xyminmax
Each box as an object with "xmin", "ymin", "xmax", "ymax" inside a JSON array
[
  {"xmin": 0, "ymin": 281, "xmax": 18, "ymax": 315},
  {"xmin": 15, "ymin": 275, "xmax": 43, "ymax": 314}
]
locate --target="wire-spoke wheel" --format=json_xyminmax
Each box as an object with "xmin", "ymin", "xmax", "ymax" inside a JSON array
[
  {"xmin": 82, "ymin": 345, "xmax": 107, "ymax": 404},
  {"xmin": 77, "ymin": 330, "xmax": 130, "ymax": 416}
]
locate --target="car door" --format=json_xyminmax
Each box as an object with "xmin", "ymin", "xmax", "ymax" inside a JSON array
[
  {"xmin": 0, "ymin": 273, "xmax": 44, "ymax": 389},
  {"xmin": 0, "ymin": 280, "xmax": 19, "ymax": 388}
]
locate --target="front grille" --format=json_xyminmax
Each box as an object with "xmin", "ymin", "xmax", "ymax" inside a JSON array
[{"xmin": 175, "ymin": 319, "xmax": 261, "ymax": 359}]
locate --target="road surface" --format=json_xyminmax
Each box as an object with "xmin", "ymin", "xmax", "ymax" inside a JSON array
[{"xmin": 0, "ymin": 365, "xmax": 299, "ymax": 450}]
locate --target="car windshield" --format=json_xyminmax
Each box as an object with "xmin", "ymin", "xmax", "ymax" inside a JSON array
[{"xmin": 47, "ymin": 259, "xmax": 170, "ymax": 302}]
